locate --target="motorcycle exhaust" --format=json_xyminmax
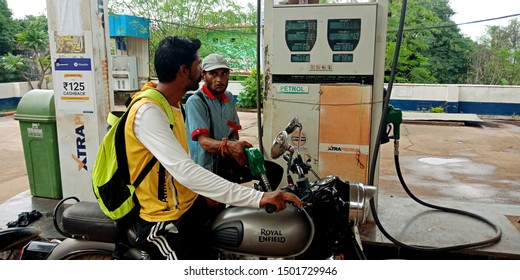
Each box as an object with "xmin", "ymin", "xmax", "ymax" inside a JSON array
[{"xmin": 348, "ymin": 183, "xmax": 376, "ymax": 226}]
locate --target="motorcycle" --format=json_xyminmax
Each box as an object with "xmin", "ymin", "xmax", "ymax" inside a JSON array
[
  {"xmin": 20, "ymin": 117, "xmax": 376, "ymax": 260},
  {"xmin": 0, "ymin": 227, "xmax": 43, "ymax": 260}
]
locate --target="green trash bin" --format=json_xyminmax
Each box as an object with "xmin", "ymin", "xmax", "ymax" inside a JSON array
[{"xmin": 13, "ymin": 90, "xmax": 62, "ymax": 199}]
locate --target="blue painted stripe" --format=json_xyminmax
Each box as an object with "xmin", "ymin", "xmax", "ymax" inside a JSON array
[
  {"xmin": 458, "ymin": 101, "xmax": 520, "ymax": 116},
  {"xmin": 389, "ymin": 100, "xmax": 459, "ymax": 113},
  {"xmin": 390, "ymin": 99, "xmax": 520, "ymax": 116},
  {"xmin": 0, "ymin": 97, "xmax": 21, "ymax": 111}
]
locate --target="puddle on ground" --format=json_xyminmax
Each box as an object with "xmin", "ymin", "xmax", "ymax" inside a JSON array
[
  {"xmin": 412, "ymin": 156, "xmax": 495, "ymax": 177},
  {"xmin": 381, "ymin": 155, "xmax": 517, "ymax": 203},
  {"xmin": 418, "ymin": 157, "xmax": 469, "ymax": 165}
]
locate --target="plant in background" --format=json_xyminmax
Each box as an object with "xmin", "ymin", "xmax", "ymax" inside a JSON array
[
  {"xmin": 429, "ymin": 105, "xmax": 445, "ymax": 113},
  {"xmin": 15, "ymin": 27, "xmax": 50, "ymax": 89},
  {"xmin": 236, "ymin": 69, "xmax": 262, "ymax": 109},
  {"xmin": 0, "ymin": 53, "xmax": 28, "ymax": 82}
]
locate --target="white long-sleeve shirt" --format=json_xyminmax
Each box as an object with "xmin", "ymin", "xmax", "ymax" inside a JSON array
[{"xmin": 133, "ymin": 102, "xmax": 263, "ymax": 208}]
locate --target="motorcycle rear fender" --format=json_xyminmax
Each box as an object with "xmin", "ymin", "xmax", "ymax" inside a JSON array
[
  {"xmin": 45, "ymin": 238, "xmax": 115, "ymax": 259},
  {"xmin": 43, "ymin": 238, "xmax": 143, "ymax": 260},
  {"xmin": 0, "ymin": 227, "xmax": 41, "ymax": 251}
]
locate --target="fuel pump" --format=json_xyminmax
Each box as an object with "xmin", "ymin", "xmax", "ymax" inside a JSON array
[{"xmin": 262, "ymin": 0, "xmax": 389, "ymax": 201}]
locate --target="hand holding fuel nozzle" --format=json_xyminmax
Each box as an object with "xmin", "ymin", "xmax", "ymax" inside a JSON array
[
  {"xmin": 222, "ymin": 139, "xmax": 253, "ymax": 166},
  {"xmin": 244, "ymin": 147, "xmax": 273, "ymax": 191},
  {"xmin": 243, "ymin": 147, "xmax": 301, "ymax": 212},
  {"xmin": 224, "ymin": 137, "xmax": 274, "ymax": 191}
]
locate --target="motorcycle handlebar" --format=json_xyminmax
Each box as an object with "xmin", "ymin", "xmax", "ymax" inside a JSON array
[
  {"xmin": 265, "ymin": 202, "xmax": 299, "ymax": 214},
  {"xmin": 265, "ymin": 204, "xmax": 276, "ymax": 214}
]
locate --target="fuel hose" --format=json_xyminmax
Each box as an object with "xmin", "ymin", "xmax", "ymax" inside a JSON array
[{"xmin": 367, "ymin": 0, "xmax": 502, "ymax": 254}]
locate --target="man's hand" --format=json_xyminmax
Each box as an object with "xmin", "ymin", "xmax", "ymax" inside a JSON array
[
  {"xmin": 259, "ymin": 190, "xmax": 302, "ymax": 213},
  {"xmin": 225, "ymin": 140, "xmax": 253, "ymax": 166}
]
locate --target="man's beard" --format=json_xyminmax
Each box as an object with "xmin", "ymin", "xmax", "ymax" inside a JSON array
[
  {"xmin": 185, "ymin": 69, "xmax": 201, "ymax": 91},
  {"xmin": 208, "ymin": 82, "xmax": 228, "ymax": 95}
]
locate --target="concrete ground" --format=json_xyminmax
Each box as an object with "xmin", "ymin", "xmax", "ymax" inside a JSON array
[{"xmin": 1, "ymin": 111, "xmax": 519, "ymax": 259}]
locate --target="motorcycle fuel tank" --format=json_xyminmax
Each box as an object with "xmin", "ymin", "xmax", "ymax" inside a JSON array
[{"xmin": 211, "ymin": 204, "xmax": 314, "ymax": 258}]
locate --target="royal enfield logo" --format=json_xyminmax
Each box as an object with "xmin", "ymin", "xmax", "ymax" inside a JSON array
[
  {"xmin": 328, "ymin": 145, "xmax": 342, "ymax": 152},
  {"xmin": 71, "ymin": 115, "xmax": 88, "ymax": 171},
  {"xmin": 259, "ymin": 229, "xmax": 286, "ymax": 243}
]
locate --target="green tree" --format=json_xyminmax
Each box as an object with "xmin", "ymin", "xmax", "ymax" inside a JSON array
[
  {"xmin": 0, "ymin": 53, "xmax": 28, "ymax": 82},
  {"xmin": 237, "ymin": 68, "xmax": 262, "ymax": 108},
  {"xmin": 109, "ymin": 0, "xmax": 257, "ymax": 75},
  {"xmin": 465, "ymin": 19, "xmax": 520, "ymax": 85},
  {"xmin": 0, "ymin": 0, "xmax": 20, "ymax": 81},
  {"xmin": 386, "ymin": 0, "xmax": 476, "ymax": 84},
  {"xmin": 418, "ymin": 0, "xmax": 475, "ymax": 84},
  {"xmin": 0, "ymin": 0, "xmax": 16, "ymax": 55},
  {"xmin": 386, "ymin": 0, "xmax": 438, "ymax": 83},
  {"xmin": 15, "ymin": 16, "xmax": 51, "ymax": 89}
]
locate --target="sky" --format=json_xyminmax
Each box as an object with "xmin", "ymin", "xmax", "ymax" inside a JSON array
[{"xmin": 5, "ymin": 0, "xmax": 519, "ymax": 40}]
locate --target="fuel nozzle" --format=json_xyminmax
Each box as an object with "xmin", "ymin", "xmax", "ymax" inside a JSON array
[
  {"xmin": 244, "ymin": 147, "xmax": 272, "ymax": 191},
  {"xmin": 386, "ymin": 105, "xmax": 402, "ymax": 141}
]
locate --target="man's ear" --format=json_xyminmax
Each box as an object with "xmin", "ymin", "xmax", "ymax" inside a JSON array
[{"xmin": 178, "ymin": 64, "xmax": 189, "ymax": 79}]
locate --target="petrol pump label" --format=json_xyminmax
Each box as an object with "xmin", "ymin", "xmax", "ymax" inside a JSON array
[
  {"xmin": 54, "ymin": 58, "xmax": 95, "ymax": 114},
  {"xmin": 277, "ymin": 85, "xmax": 309, "ymax": 94}
]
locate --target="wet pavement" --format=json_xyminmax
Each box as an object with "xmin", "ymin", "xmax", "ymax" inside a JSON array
[{"xmin": 1, "ymin": 112, "xmax": 519, "ymax": 259}]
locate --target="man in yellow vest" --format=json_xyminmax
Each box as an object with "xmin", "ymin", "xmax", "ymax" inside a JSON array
[{"xmin": 125, "ymin": 36, "xmax": 301, "ymax": 260}]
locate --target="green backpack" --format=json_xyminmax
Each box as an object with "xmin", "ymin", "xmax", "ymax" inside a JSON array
[{"xmin": 92, "ymin": 89, "xmax": 175, "ymax": 220}]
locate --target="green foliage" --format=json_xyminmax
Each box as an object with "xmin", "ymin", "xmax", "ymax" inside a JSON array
[
  {"xmin": 14, "ymin": 16, "xmax": 51, "ymax": 89},
  {"xmin": 429, "ymin": 106, "xmax": 444, "ymax": 113},
  {"xmin": 203, "ymin": 31, "xmax": 256, "ymax": 71},
  {"xmin": 105, "ymin": 0, "xmax": 517, "ymax": 86},
  {"xmin": 419, "ymin": 0, "xmax": 475, "ymax": 84},
  {"xmin": 386, "ymin": 0, "xmax": 476, "ymax": 84},
  {"xmin": 237, "ymin": 69, "xmax": 262, "ymax": 109},
  {"xmin": 386, "ymin": 0, "xmax": 437, "ymax": 83},
  {"xmin": 0, "ymin": 53, "xmax": 28, "ymax": 82},
  {"xmin": 0, "ymin": 0, "xmax": 15, "ymax": 55},
  {"xmin": 464, "ymin": 19, "xmax": 520, "ymax": 85},
  {"xmin": 108, "ymin": 0, "xmax": 257, "ymax": 76}
]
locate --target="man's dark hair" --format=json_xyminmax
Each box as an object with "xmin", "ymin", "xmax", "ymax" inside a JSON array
[{"xmin": 154, "ymin": 36, "xmax": 201, "ymax": 83}]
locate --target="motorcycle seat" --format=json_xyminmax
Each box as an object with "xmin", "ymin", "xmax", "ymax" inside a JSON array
[{"xmin": 62, "ymin": 201, "xmax": 119, "ymax": 243}]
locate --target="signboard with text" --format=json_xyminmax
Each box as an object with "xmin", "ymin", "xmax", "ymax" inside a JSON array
[{"xmin": 54, "ymin": 57, "xmax": 95, "ymax": 114}]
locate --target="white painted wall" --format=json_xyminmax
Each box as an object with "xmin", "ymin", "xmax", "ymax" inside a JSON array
[
  {"xmin": 389, "ymin": 83, "xmax": 520, "ymax": 104},
  {"xmin": 458, "ymin": 85, "xmax": 520, "ymax": 103},
  {"xmin": 0, "ymin": 81, "xmax": 39, "ymax": 99}
]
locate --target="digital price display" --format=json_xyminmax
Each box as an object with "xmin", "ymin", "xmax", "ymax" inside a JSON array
[
  {"xmin": 291, "ymin": 54, "xmax": 311, "ymax": 62},
  {"xmin": 285, "ymin": 20, "xmax": 317, "ymax": 52},
  {"xmin": 332, "ymin": 54, "xmax": 353, "ymax": 62},
  {"xmin": 328, "ymin": 19, "xmax": 361, "ymax": 51}
]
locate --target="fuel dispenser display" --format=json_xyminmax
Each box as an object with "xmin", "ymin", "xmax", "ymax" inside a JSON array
[
  {"xmin": 262, "ymin": 0, "xmax": 388, "ymax": 186},
  {"xmin": 263, "ymin": 0, "xmax": 503, "ymax": 256}
]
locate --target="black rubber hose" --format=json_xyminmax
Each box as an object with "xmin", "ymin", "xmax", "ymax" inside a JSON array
[
  {"xmin": 52, "ymin": 197, "xmax": 79, "ymax": 238},
  {"xmin": 388, "ymin": 154, "xmax": 502, "ymax": 251},
  {"xmin": 367, "ymin": 0, "xmax": 502, "ymax": 253},
  {"xmin": 256, "ymin": 0, "xmax": 264, "ymax": 154}
]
